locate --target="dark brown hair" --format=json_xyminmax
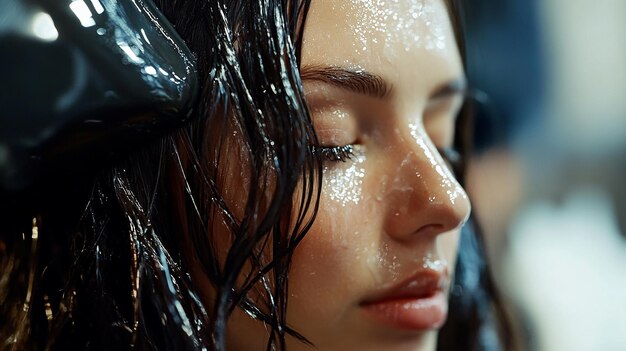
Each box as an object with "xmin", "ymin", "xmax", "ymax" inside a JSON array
[{"xmin": 0, "ymin": 0, "xmax": 512, "ymax": 350}]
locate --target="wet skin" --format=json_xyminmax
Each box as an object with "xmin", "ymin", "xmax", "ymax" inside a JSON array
[{"xmin": 214, "ymin": 0, "xmax": 471, "ymax": 350}]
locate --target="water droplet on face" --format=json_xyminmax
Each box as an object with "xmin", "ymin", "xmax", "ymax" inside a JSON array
[
  {"xmin": 323, "ymin": 146, "xmax": 367, "ymax": 206},
  {"xmin": 331, "ymin": 109, "xmax": 349, "ymax": 120},
  {"xmin": 408, "ymin": 122, "xmax": 467, "ymax": 207},
  {"xmin": 343, "ymin": 0, "xmax": 448, "ymax": 56},
  {"xmin": 422, "ymin": 256, "xmax": 447, "ymax": 272}
]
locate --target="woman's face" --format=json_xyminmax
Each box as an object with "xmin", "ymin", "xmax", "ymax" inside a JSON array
[{"xmin": 225, "ymin": 0, "xmax": 470, "ymax": 350}]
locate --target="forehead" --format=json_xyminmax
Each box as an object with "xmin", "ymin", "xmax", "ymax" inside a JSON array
[{"xmin": 301, "ymin": 0, "xmax": 463, "ymax": 101}]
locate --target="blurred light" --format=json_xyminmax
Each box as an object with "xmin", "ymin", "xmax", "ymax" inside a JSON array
[
  {"xmin": 541, "ymin": 0, "xmax": 626, "ymax": 155},
  {"xmin": 32, "ymin": 12, "xmax": 58, "ymax": 41},
  {"xmin": 144, "ymin": 66, "xmax": 157, "ymax": 76},
  {"xmin": 140, "ymin": 28, "xmax": 151, "ymax": 44},
  {"xmin": 506, "ymin": 188, "xmax": 626, "ymax": 351},
  {"xmin": 158, "ymin": 67, "xmax": 169, "ymax": 76},
  {"xmin": 90, "ymin": 0, "xmax": 105, "ymax": 15},
  {"xmin": 118, "ymin": 42, "xmax": 145, "ymax": 64},
  {"xmin": 69, "ymin": 0, "xmax": 96, "ymax": 28}
]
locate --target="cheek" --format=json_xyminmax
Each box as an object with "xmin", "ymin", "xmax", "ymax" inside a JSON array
[
  {"xmin": 289, "ymin": 189, "xmax": 378, "ymax": 302},
  {"xmin": 286, "ymin": 164, "xmax": 382, "ymax": 323},
  {"xmin": 438, "ymin": 228, "xmax": 461, "ymax": 269}
]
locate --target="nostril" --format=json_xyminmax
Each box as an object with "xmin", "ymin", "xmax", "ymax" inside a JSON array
[{"xmin": 414, "ymin": 223, "xmax": 445, "ymax": 237}]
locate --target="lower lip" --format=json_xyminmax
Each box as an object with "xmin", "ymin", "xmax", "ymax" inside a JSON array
[{"xmin": 361, "ymin": 291, "xmax": 448, "ymax": 330}]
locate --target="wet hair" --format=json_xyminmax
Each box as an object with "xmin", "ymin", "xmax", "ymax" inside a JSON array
[{"xmin": 1, "ymin": 0, "xmax": 512, "ymax": 350}]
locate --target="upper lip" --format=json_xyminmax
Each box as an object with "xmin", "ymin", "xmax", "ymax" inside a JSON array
[{"xmin": 360, "ymin": 266, "xmax": 449, "ymax": 305}]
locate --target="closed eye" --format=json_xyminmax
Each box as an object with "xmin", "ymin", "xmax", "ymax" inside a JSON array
[{"xmin": 312, "ymin": 145, "xmax": 355, "ymax": 162}]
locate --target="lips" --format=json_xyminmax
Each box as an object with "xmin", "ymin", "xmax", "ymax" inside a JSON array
[{"xmin": 359, "ymin": 267, "xmax": 450, "ymax": 330}]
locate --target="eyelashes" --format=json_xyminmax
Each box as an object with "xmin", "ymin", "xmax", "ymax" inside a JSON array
[
  {"xmin": 312, "ymin": 145, "xmax": 355, "ymax": 162},
  {"xmin": 314, "ymin": 144, "xmax": 460, "ymax": 170}
]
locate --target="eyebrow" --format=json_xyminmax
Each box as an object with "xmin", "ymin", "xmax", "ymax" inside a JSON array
[
  {"xmin": 301, "ymin": 64, "xmax": 467, "ymax": 102},
  {"xmin": 300, "ymin": 65, "xmax": 393, "ymax": 99},
  {"xmin": 430, "ymin": 78, "xmax": 468, "ymax": 100}
]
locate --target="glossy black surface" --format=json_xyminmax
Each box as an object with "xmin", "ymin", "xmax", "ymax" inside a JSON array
[{"xmin": 0, "ymin": 0, "xmax": 198, "ymax": 191}]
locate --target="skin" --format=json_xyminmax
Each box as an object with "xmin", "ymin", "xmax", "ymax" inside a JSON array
[{"xmin": 210, "ymin": 0, "xmax": 471, "ymax": 350}]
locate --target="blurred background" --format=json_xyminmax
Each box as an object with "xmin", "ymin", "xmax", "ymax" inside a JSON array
[{"xmin": 460, "ymin": 0, "xmax": 626, "ymax": 350}]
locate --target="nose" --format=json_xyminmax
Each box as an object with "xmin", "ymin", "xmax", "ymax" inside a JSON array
[{"xmin": 381, "ymin": 124, "xmax": 471, "ymax": 243}]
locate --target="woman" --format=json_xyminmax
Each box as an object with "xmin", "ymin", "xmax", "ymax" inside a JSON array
[{"xmin": 1, "ymin": 0, "xmax": 511, "ymax": 350}]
